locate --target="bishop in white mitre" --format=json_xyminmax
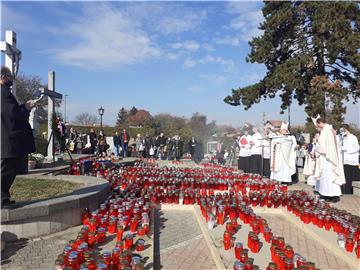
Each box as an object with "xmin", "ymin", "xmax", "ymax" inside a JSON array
[{"xmin": 270, "ymin": 122, "xmax": 297, "ymax": 183}]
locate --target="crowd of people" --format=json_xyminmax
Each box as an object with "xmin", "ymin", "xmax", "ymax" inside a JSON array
[
  {"xmin": 230, "ymin": 119, "xmax": 359, "ymax": 202},
  {"xmin": 56, "ymin": 125, "xmax": 204, "ymax": 163}
]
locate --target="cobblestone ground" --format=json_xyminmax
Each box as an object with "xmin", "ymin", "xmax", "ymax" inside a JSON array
[
  {"xmin": 1, "ymin": 226, "xmax": 81, "ymax": 270},
  {"xmin": 262, "ymin": 214, "xmax": 353, "ymax": 270},
  {"xmin": 154, "ymin": 209, "xmax": 217, "ymax": 270}
]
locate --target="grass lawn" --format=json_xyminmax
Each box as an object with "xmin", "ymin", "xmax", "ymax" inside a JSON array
[{"xmin": 10, "ymin": 177, "xmax": 83, "ymax": 202}]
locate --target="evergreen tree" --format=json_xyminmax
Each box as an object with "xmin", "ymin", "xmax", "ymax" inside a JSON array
[
  {"xmin": 129, "ymin": 106, "xmax": 138, "ymax": 116},
  {"xmin": 116, "ymin": 107, "xmax": 128, "ymax": 127},
  {"xmin": 224, "ymin": 2, "xmax": 359, "ymax": 125}
]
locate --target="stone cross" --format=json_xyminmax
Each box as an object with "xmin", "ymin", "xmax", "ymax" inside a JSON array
[
  {"xmin": 42, "ymin": 71, "xmax": 63, "ymax": 160},
  {"xmin": 0, "ymin": 30, "xmax": 21, "ymax": 99}
]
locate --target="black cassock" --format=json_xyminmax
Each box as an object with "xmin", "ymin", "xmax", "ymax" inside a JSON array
[
  {"xmin": 194, "ymin": 142, "xmax": 204, "ymax": 163},
  {"xmin": 188, "ymin": 139, "xmax": 197, "ymax": 158}
]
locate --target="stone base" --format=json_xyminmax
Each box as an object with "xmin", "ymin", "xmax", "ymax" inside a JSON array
[
  {"xmin": 1, "ymin": 175, "xmax": 109, "ymax": 242},
  {"xmin": 353, "ymin": 181, "xmax": 360, "ymax": 196}
]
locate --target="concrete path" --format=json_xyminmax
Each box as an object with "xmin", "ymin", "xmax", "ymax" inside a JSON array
[{"xmin": 154, "ymin": 209, "xmax": 217, "ymax": 270}]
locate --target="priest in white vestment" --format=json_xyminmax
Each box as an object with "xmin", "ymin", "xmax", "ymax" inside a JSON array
[
  {"xmin": 313, "ymin": 117, "xmax": 345, "ymax": 201},
  {"xmin": 270, "ymin": 122, "xmax": 297, "ymax": 183}
]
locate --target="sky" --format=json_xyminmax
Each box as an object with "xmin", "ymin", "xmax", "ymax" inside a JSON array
[{"xmin": 1, "ymin": 1, "xmax": 359, "ymax": 127}]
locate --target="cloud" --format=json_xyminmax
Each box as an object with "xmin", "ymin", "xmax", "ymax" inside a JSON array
[
  {"xmin": 201, "ymin": 73, "xmax": 227, "ymax": 83},
  {"xmin": 215, "ymin": 36, "xmax": 241, "ymax": 46},
  {"xmin": 166, "ymin": 52, "xmax": 180, "ymax": 60},
  {"xmin": 47, "ymin": 4, "xmax": 162, "ymax": 68},
  {"xmin": 183, "ymin": 55, "xmax": 236, "ymax": 72},
  {"xmin": 183, "ymin": 58, "xmax": 197, "ymax": 68},
  {"xmin": 154, "ymin": 9, "xmax": 207, "ymax": 35},
  {"xmin": 203, "ymin": 43, "xmax": 215, "ymax": 52},
  {"xmin": 171, "ymin": 41, "xmax": 200, "ymax": 51},
  {"xmin": 1, "ymin": 4, "xmax": 37, "ymax": 33},
  {"xmin": 216, "ymin": 2, "xmax": 264, "ymax": 45}
]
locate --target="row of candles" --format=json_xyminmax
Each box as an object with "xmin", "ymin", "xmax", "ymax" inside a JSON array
[
  {"xmin": 55, "ymin": 180, "xmax": 152, "ymax": 270},
  {"xmin": 62, "ymin": 158, "xmax": 359, "ymax": 270}
]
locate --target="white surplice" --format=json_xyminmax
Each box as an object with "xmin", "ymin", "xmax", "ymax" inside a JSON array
[
  {"xmin": 270, "ymin": 135, "xmax": 297, "ymax": 183},
  {"xmin": 314, "ymin": 124, "xmax": 345, "ymax": 196}
]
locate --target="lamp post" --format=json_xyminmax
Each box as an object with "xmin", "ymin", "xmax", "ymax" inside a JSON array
[
  {"xmin": 64, "ymin": 94, "xmax": 68, "ymax": 124},
  {"xmin": 98, "ymin": 106, "xmax": 104, "ymax": 129}
]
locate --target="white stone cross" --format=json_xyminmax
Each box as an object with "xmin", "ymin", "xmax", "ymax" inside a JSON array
[
  {"xmin": 0, "ymin": 30, "xmax": 21, "ymax": 99},
  {"xmin": 42, "ymin": 71, "xmax": 63, "ymax": 160}
]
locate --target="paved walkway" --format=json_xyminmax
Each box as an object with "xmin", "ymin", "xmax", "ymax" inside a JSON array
[
  {"xmin": 262, "ymin": 213, "xmax": 353, "ymax": 270},
  {"xmin": 1, "ymin": 226, "xmax": 80, "ymax": 270},
  {"xmin": 154, "ymin": 209, "xmax": 217, "ymax": 270}
]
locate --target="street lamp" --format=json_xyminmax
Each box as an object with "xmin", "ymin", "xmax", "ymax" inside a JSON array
[
  {"xmin": 98, "ymin": 106, "xmax": 104, "ymax": 129},
  {"xmin": 64, "ymin": 94, "xmax": 68, "ymax": 124}
]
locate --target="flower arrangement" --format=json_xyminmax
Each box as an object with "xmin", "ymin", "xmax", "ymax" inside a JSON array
[{"xmin": 28, "ymin": 153, "xmax": 45, "ymax": 163}]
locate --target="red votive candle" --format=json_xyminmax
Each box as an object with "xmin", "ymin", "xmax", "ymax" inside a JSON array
[
  {"xmin": 136, "ymin": 239, "xmax": 145, "ymax": 252},
  {"xmin": 234, "ymin": 242, "xmax": 243, "ymax": 259},
  {"xmin": 124, "ymin": 234, "xmax": 133, "ymax": 250}
]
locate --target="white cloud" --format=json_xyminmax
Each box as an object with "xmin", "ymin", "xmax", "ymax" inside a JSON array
[
  {"xmin": 215, "ymin": 36, "xmax": 241, "ymax": 46},
  {"xmin": 203, "ymin": 43, "xmax": 215, "ymax": 52},
  {"xmin": 217, "ymin": 2, "xmax": 264, "ymax": 45},
  {"xmin": 47, "ymin": 4, "xmax": 161, "ymax": 68},
  {"xmin": 171, "ymin": 41, "xmax": 200, "ymax": 51},
  {"xmin": 201, "ymin": 73, "xmax": 227, "ymax": 83},
  {"xmin": 183, "ymin": 58, "xmax": 196, "ymax": 68},
  {"xmin": 1, "ymin": 4, "xmax": 37, "ymax": 33},
  {"xmin": 166, "ymin": 52, "xmax": 180, "ymax": 60},
  {"xmin": 183, "ymin": 55, "xmax": 236, "ymax": 72},
  {"xmin": 154, "ymin": 9, "xmax": 207, "ymax": 35}
]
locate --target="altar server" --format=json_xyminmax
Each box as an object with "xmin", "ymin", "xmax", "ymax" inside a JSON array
[
  {"xmin": 303, "ymin": 133, "xmax": 320, "ymax": 186},
  {"xmin": 340, "ymin": 124, "xmax": 359, "ymax": 194},
  {"xmin": 250, "ymin": 127, "xmax": 263, "ymax": 174},
  {"xmin": 238, "ymin": 129, "xmax": 252, "ymax": 173}
]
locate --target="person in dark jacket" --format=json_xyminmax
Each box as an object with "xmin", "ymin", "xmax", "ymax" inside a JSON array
[
  {"xmin": 89, "ymin": 128, "xmax": 97, "ymax": 154},
  {"xmin": 113, "ymin": 131, "xmax": 121, "ymax": 158},
  {"xmin": 188, "ymin": 136, "xmax": 197, "ymax": 160},
  {"xmin": 156, "ymin": 133, "xmax": 167, "ymax": 160},
  {"xmin": 1, "ymin": 66, "xmax": 36, "ymax": 208}
]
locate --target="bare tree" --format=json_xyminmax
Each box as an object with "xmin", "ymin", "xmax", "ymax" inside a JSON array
[
  {"xmin": 15, "ymin": 73, "xmax": 61, "ymax": 121},
  {"xmin": 74, "ymin": 113, "xmax": 98, "ymax": 126}
]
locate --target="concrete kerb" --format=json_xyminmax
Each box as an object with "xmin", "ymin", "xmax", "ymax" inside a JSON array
[
  {"xmin": 353, "ymin": 182, "xmax": 360, "ymax": 196},
  {"xmin": 1, "ymin": 174, "xmax": 110, "ymax": 242}
]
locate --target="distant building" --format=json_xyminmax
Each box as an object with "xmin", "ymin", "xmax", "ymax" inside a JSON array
[{"xmin": 264, "ymin": 120, "xmax": 283, "ymax": 131}]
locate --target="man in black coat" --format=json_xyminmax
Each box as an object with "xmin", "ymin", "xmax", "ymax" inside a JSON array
[{"xmin": 1, "ymin": 66, "xmax": 36, "ymax": 208}]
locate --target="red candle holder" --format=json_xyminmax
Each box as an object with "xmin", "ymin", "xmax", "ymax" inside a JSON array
[
  {"xmin": 97, "ymin": 228, "xmax": 106, "ymax": 243},
  {"xmin": 136, "ymin": 239, "xmax": 145, "ymax": 252},
  {"xmin": 124, "ymin": 234, "xmax": 133, "ymax": 250},
  {"xmin": 345, "ymin": 237, "xmax": 355, "ymax": 253},
  {"xmin": 234, "ymin": 242, "xmax": 243, "ymax": 259},
  {"xmin": 355, "ymin": 243, "xmax": 360, "ymax": 258}
]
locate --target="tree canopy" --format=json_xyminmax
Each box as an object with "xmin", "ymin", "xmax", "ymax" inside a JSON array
[{"xmin": 224, "ymin": 1, "xmax": 359, "ymax": 127}]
